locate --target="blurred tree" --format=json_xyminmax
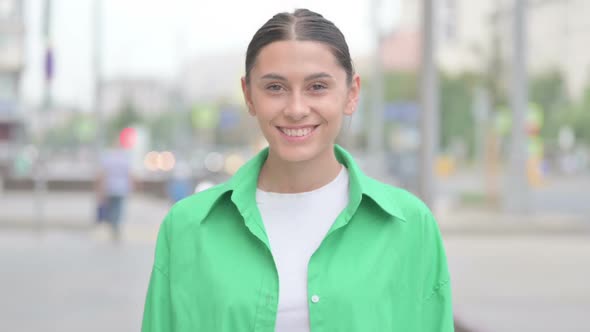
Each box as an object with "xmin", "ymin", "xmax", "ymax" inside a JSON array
[
  {"xmin": 44, "ymin": 113, "xmax": 96, "ymax": 148},
  {"xmin": 148, "ymin": 109, "xmax": 191, "ymax": 150},
  {"xmin": 44, "ymin": 124, "xmax": 73, "ymax": 148},
  {"xmin": 373, "ymin": 71, "xmax": 479, "ymax": 158},
  {"xmin": 528, "ymin": 70, "xmax": 568, "ymax": 140},
  {"xmin": 565, "ymin": 84, "xmax": 590, "ymax": 146},
  {"xmin": 526, "ymin": 73, "xmax": 590, "ymax": 149},
  {"xmin": 361, "ymin": 67, "xmax": 587, "ymax": 159},
  {"xmin": 439, "ymin": 72, "xmax": 478, "ymax": 158},
  {"xmin": 106, "ymin": 99, "xmax": 143, "ymax": 143},
  {"xmin": 484, "ymin": 12, "xmax": 508, "ymax": 112},
  {"xmin": 530, "ymin": 70, "xmax": 566, "ymax": 113},
  {"xmin": 383, "ymin": 71, "xmax": 419, "ymax": 101}
]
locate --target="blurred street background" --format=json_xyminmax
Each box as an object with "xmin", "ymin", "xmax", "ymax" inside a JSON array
[{"xmin": 1, "ymin": 0, "xmax": 590, "ymax": 331}]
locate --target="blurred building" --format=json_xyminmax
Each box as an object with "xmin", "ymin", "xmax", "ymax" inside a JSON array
[
  {"xmin": 379, "ymin": 29, "xmax": 422, "ymax": 71},
  {"xmin": 0, "ymin": 0, "xmax": 25, "ymax": 172},
  {"xmin": 392, "ymin": 0, "xmax": 590, "ymax": 98},
  {"xmin": 178, "ymin": 52, "xmax": 244, "ymax": 104},
  {"xmin": 101, "ymin": 78, "xmax": 173, "ymax": 118}
]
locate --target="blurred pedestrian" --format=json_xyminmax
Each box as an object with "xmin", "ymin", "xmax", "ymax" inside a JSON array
[
  {"xmin": 142, "ymin": 9, "xmax": 453, "ymax": 331},
  {"xmin": 165, "ymin": 160, "xmax": 193, "ymax": 204},
  {"xmin": 95, "ymin": 138, "xmax": 135, "ymax": 241}
]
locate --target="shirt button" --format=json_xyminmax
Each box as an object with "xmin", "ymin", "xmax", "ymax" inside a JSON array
[{"xmin": 311, "ymin": 295, "xmax": 320, "ymax": 303}]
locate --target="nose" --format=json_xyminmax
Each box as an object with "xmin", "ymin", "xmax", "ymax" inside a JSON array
[{"xmin": 283, "ymin": 92, "xmax": 310, "ymax": 121}]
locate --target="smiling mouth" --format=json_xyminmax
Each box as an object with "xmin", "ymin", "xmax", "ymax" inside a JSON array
[{"xmin": 277, "ymin": 125, "xmax": 319, "ymax": 137}]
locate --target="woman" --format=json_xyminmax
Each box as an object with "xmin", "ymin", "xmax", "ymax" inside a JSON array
[{"xmin": 142, "ymin": 9, "xmax": 453, "ymax": 332}]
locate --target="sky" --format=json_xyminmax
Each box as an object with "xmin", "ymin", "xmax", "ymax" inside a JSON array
[{"xmin": 21, "ymin": 0, "xmax": 402, "ymax": 111}]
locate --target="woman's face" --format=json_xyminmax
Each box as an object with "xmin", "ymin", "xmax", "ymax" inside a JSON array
[{"xmin": 242, "ymin": 40, "xmax": 360, "ymax": 164}]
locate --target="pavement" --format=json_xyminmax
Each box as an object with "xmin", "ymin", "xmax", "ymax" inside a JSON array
[
  {"xmin": 1, "ymin": 190, "xmax": 588, "ymax": 236},
  {"xmin": 437, "ymin": 209, "xmax": 590, "ymax": 236},
  {"xmin": 0, "ymin": 230, "xmax": 153, "ymax": 332},
  {"xmin": 1, "ymin": 190, "xmax": 590, "ymax": 331},
  {"xmin": 446, "ymin": 233, "xmax": 590, "ymax": 332},
  {"xmin": 0, "ymin": 191, "xmax": 169, "ymax": 243}
]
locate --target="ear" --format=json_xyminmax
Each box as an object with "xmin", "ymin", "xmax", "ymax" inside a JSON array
[
  {"xmin": 344, "ymin": 74, "xmax": 361, "ymax": 116},
  {"xmin": 241, "ymin": 77, "xmax": 256, "ymax": 116}
]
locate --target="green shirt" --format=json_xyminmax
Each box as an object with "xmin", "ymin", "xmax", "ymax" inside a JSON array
[{"xmin": 142, "ymin": 145, "xmax": 454, "ymax": 331}]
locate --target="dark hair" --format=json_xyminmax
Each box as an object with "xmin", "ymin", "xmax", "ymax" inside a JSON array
[{"xmin": 245, "ymin": 9, "xmax": 354, "ymax": 85}]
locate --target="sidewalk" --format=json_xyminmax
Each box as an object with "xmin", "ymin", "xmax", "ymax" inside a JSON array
[
  {"xmin": 1, "ymin": 190, "xmax": 589, "ymax": 236},
  {"xmin": 0, "ymin": 191, "xmax": 171, "ymax": 243},
  {"xmin": 2, "ymin": 192, "xmax": 589, "ymax": 332},
  {"xmin": 437, "ymin": 209, "xmax": 590, "ymax": 235}
]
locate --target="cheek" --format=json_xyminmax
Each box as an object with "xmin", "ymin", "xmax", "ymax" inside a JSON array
[
  {"xmin": 252, "ymin": 94, "xmax": 284, "ymax": 116},
  {"xmin": 321, "ymin": 89, "xmax": 349, "ymax": 109},
  {"xmin": 314, "ymin": 96, "xmax": 348, "ymax": 119}
]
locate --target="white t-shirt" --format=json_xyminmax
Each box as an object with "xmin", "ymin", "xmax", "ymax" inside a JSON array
[{"xmin": 256, "ymin": 166, "xmax": 349, "ymax": 332}]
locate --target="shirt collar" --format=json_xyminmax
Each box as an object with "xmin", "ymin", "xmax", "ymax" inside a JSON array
[
  {"xmin": 217, "ymin": 144, "xmax": 406, "ymax": 222},
  {"xmin": 333, "ymin": 145, "xmax": 406, "ymax": 222}
]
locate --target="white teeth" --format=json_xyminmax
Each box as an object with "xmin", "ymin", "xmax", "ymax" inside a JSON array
[{"xmin": 280, "ymin": 127, "xmax": 313, "ymax": 137}]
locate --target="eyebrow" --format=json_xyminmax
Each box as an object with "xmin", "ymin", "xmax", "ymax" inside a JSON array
[{"xmin": 259, "ymin": 72, "xmax": 334, "ymax": 81}]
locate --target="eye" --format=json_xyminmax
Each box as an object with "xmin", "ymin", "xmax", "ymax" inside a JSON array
[
  {"xmin": 310, "ymin": 83, "xmax": 327, "ymax": 91},
  {"xmin": 266, "ymin": 84, "xmax": 284, "ymax": 92}
]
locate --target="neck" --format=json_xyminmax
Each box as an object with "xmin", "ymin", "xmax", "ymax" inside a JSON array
[{"xmin": 258, "ymin": 146, "xmax": 342, "ymax": 193}]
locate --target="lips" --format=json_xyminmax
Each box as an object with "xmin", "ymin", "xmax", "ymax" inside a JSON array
[{"xmin": 277, "ymin": 125, "xmax": 319, "ymax": 137}]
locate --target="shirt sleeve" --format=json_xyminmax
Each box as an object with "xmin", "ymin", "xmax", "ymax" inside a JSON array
[
  {"xmin": 142, "ymin": 211, "xmax": 173, "ymax": 332},
  {"xmin": 420, "ymin": 210, "xmax": 455, "ymax": 332},
  {"xmin": 421, "ymin": 280, "xmax": 454, "ymax": 331}
]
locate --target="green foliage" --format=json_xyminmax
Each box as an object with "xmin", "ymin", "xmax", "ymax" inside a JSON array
[
  {"xmin": 43, "ymin": 113, "xmax": 96, "ymax": 148},
  {"xmin": 376, "ymin": 71, "xmax": 477, "ymax": 156},
  {"xmin": 106, "ymin": 99, "xmax": 143, "ymax": 142},
  {"xmin": 384, "ymin": 71, "xmax": 419, "ymax": 101},
  {"xmin": 44, "ymin": 125, "xmax": 75, "ymax": 147},
  {"xmin": 373, "ymin": 69, "xmax": 590, "ymax": 157},
  {"xmin": 529, "ymin": 70, "xmax": 568, "ymax": 141},
  {"xmin": 147, "ymin": 110, "xmax": 192, "ymax": 150},
  {"xmin": 530, "ymin": 70, "xmax": 566, "ymax": 113},
  {"xmin": 439, "ymin": 72, "xmax": 477, "ymax": 157},
  {"xmin": 574, "ymin": 86, "xmax": 590, "ymax": 146},
  {"xmin": 553, "ymin": 86, "xmax": 590, "ymax": 147},
  {"xmin": 527, "ymin": 70, "xmax": 590, "ymax": 147}
]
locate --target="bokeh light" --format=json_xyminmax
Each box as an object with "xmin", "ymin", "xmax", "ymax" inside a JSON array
[
  {"xmin": 119, "ymin": 127, "xmax": 137, "ymax": 149},
  {"xmin": 204, "ymin": 152, "xmax": 224, "ymax": 173},
  {"xmin": 159, "ymin": 151, "xmax": 176, "ymax": 172},
  {"xmin": 224, "ymin": 153, "xmax": 245, "ymax": 175},
  {"xmin": 143, "ymin": 151, "xmax": 160, "ymax": 171}
]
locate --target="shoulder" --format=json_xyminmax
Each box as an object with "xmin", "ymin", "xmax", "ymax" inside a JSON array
[
  {"xmin": 367, "ymin": 179, "xmax": 446, "ymax": 263},
  {"xmin": 164, "ymin": 181, "xmax": 231, "ymax": 228},
  {"xmin": 362, "ymin": 175, "xmax": 434, "ymax": 224},
  {"xmin": 151, "ymin": 182, "xmax": 232, "ymax": 265}
]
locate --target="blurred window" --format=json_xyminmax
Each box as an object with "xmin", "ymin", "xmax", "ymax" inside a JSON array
[
  {"xmin": 0, "ymin": 73, "xmax": 16, "ymax": 101},
  {"xmin": 0, "ymin": 0, "xmax": 15, "ymax": 19}
]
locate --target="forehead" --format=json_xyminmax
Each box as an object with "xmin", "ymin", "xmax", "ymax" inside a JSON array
[{"xmin": 251, "ymin": 40, "xmax": 345, "ymax": 80}]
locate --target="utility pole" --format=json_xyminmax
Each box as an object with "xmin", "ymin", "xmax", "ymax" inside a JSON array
[
  {"xmin": 505, "ymin": 0, "xmax": 529, "ymax": 213},
  {"xmin": 43, "ymin": 0, "xmax": 53, "ymax": 110},
  {"xmin": 35, "ymin": 0, "xmax": 54, "ymax": 231},
  {"xmin": 368, "ymin": 0, "xmax": 386, "ymax": 182},
  {"xmin": 419, "ymin": 0, "xmax": 439, "ymax": 208},
  {"xmin": 93, "ymin": 0, "xmax": 103, "ymax": 159}
]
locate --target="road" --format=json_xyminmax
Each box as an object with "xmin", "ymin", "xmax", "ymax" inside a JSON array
[
  {"xmin": 446, "ymin": 233, "xmax": 590, "ymax": 332},
  {"xmin": 437, "ymin": 171, "xmax": 590, "ymax": 217},
  {"xmin": 1, "ymin": 228, "xmax": 589, "ymax": 332},
  {"xmin": 0, "ymin": 230, "xmax": 154, "ymax": 332}
]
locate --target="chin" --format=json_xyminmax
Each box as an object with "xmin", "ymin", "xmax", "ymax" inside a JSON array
[{"xmin": 270, "ymin": 142, "xmax": 330, "ymax": 164}]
